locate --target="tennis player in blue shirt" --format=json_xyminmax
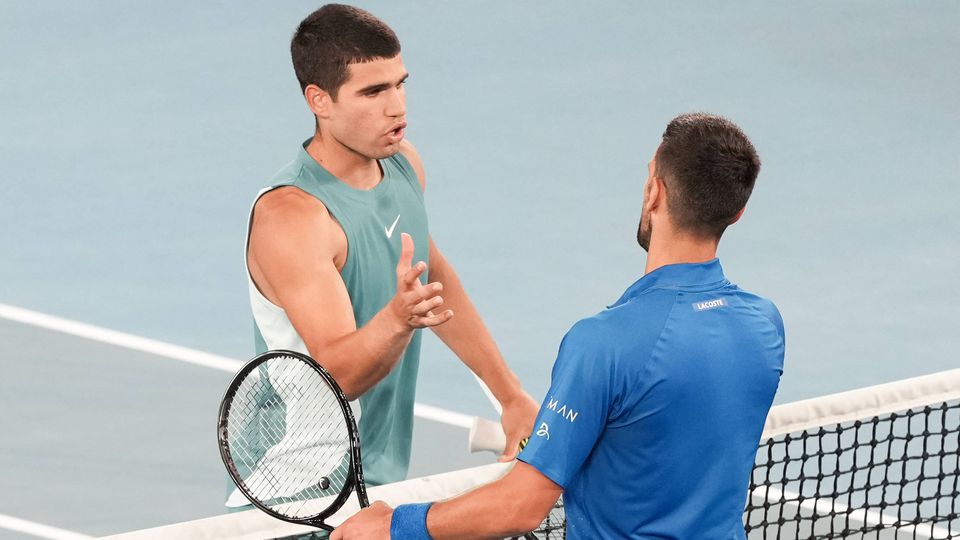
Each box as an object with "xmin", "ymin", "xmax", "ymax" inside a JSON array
[{"xmin": 334, "ymin": 113, "xmax": 785, "ymax": 540}]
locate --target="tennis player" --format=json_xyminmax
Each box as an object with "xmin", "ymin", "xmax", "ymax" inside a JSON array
[
  {"xmin": 333, "ymin": 113, "xmax": 786, "ymax": 539},
  {"xmin": 244, "ymin": 3, "xmax": 538, "ymax": 491}
]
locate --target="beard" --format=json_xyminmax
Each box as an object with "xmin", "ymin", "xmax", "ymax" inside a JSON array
[{"xmin": 636, "ymin": 212, "xmax": 652, "ymax": 252}]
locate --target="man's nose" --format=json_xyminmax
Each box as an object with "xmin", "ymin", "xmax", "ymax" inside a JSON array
[{"xmin": 386, "ymin": 87, "xmax": 405, "ymax": 117}]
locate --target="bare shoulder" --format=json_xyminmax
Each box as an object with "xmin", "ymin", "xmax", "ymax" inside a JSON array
[
  {"xmin": 251, "ymin": 187, "xmax": 334, "ymax": 249},
  {"xmin": 254, "ymin": 186, "xmax": 328, "ymax": 225},
  {"xmin": 398, "ymin": 139, "xmax": 426, "ymax": 190},
  {"xmin": 247, "ymin": 186, "xmax": 345, "ymax": 302}
]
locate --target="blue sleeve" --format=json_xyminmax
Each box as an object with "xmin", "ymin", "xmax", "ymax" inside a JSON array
[
  {"xmin": 759, "ymin": 298, "xmax": 785, "ymax": 348},
  {"xmin": 518, "ymin": 320, "xmax": 615, "ymax": 488}
]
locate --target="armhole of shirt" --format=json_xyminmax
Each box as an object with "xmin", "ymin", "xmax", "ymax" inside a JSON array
[
  {"xmin": 391, "ymin": 151, "xmax": 425, "ymax": 201},
  {"xmin": 246, "ymin": 180, "xmax": 353, "ymax": 290}
]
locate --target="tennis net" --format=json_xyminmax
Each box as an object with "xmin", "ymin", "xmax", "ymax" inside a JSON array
[
  {"xmin": 103, "ymin": 368, "xmax": 960, "ymax": 539},
  {"xmin": 745, "ymin": 369, "xmax": 960, "ymax": 539}
]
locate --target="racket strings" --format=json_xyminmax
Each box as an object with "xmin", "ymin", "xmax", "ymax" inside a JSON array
[{"xmin": 225, "ymin": 354, "xmax": 354, "ymax": 519}]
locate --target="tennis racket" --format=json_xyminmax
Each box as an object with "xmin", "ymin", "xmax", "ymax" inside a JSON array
[{"xmin": 218, "ymin": 349, "xmax": 368, "ymax": 533}]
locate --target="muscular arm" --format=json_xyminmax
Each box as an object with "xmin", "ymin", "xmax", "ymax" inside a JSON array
[
  {"xmin": 331, "ymin": 461, "xmax": 563, "ymax": 539},
  {"xmin": 400, "ymin": 141, "xmax": 538, "ymax": 457},
  {"xmin": 248, "ymin": 187, "xmax": 450, "ymax": 400},
  {"xmin": 427, "ymin": 240, "xmax": 525, "ymax": 408},
  {"xmin": 427, "ymin": 462, "xmax": 562, "ymax": 539}
]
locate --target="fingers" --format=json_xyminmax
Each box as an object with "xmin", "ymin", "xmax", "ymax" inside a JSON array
[
  {"xmin": 400, "ymin": 261, "xmax": 428, "ymax": 288},
  {"xmin": 408, "ymin": 309, "xmax": 454, "ymax": 328},
  {"xmin": 400, "ymin": 281, "xmax": 442, "ymax": 305},
  {"xmin": 389, "ymin": 280, "xmax": 449, "ymax": 330},
  {"xmin": 412, "ymin": 295, "xmax": 444, "ymax": 316},
  {"xmin": 397, "ymin": 232, "xmax": 414, "ymax": 271},
  {"xmin": 498, "ymin": 432, "xmax": 523, "ymax": 462}
]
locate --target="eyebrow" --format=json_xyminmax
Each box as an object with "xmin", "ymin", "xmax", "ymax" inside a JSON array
[{"xmin": 356, "ymin": 73, "xmax": 409, "ymax": 96}]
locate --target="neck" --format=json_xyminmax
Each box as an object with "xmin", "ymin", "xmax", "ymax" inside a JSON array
[
  {"xmin": 644, "ymin": 230, "xmax": 719, "ymax": 275},
  {"xmin": 305, "ymin": 132, "xmax": 382, "ymax": 189}
]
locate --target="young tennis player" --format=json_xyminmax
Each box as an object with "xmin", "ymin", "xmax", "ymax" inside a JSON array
[
  {"xmin": 244, "ymin": 3, "xmax": 538, "ymax": 490},
  {"xmin": 333, "ymin": 113, "xmax": 785, "ymax": 539}
]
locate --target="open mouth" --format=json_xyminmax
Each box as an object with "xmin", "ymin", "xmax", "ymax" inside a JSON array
[{"xmin": 388, "ymin": 123, "xmax": 406, "ymax": 140}]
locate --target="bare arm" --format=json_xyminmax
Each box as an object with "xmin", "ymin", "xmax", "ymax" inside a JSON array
[
  {"xmin": 331, "ymin": 462, "xmax": 563, "ymax": 539},
  {"xmin": 248, "ymin": 187, "xmax": 452, "ymax": 400},
  {"xmin": 428, "ymin": 239, "xmax": 538, "ymax": 457},
  {"xmin": 399, "ymin": 140, "xmax": 539, "ymax": 459},
  {"xmin": 427, "ymin": 462, "xmax": 562, "ymax": 538},
  {"xmin": 427, "ymin": 241, "xmax": 520, "ymax": 402}
]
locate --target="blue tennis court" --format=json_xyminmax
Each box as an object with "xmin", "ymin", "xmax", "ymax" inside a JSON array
[{"xmin": 2, "ymin": 2, "xmax": 958, "ymax": 538}]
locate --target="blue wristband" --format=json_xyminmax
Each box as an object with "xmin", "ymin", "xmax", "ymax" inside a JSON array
[{"xmin": 390, "ymin": 502, "xmax": 434, "ymax": 540}]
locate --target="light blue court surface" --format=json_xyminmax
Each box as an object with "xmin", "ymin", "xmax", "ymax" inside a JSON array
[{"xmin": 1, "ymin": 1, "xmax": 959, "ymax": 537}]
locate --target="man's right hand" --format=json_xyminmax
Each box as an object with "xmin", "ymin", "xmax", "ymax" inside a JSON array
[{"xmin": 388, "ymin": 233, "xmax": 454, "ymax": 329}]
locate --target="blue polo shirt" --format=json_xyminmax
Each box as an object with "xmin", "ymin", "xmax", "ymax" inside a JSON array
[{"xmin": 519, "ymin": 259, "xmax": 784, "ymax": 539}]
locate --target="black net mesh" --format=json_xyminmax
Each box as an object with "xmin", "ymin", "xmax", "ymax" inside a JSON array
[
  {"xmin": 745, "ymin": 400, "xmax": 960, "ymax": 539},
  {"xmin": 515, "ymin": 401, "xmax": 960, "ymax": 540},
  {"xmin": 528, "ymin": 497, "xmax": 565, "ymax": 539}
]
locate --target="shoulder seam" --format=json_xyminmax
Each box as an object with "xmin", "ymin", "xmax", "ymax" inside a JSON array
[
  {"xmin": 606, "ymin": 290, "xmax": 681, "ymax": 430},
  {"xmin": 741, "ymin": 296, "xmax": 783, "ymax": 339}
]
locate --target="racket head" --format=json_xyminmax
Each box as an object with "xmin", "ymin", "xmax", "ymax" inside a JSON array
[{"xmin": 217, "ymin": 349, "xmax": 368, "ymax": 529}]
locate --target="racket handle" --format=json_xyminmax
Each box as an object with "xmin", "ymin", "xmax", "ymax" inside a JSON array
[
  {"xmin": 469, "ymin": 417, "xmax": 531, "ymax": 454},
  {"xmin": 469, "ymin": 417, "xmax": 505, "ymax": 453}
]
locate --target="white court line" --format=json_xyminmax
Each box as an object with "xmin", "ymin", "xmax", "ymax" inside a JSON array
[
  {"xmin": 414, "ymin": 402, "xmax": 473, "ymax": 429},
  {"xmin": 0, "ymin": 303, "xmax": 243, "ymax": 372},
  {"xmin": 0, "ymin": 513, "xmax": 92, "ymax": 540},
  {"xmin": 0, "ymin": 302, "xmax": 475, "ymax": 428},
  {"xmin": 0, "ymin": 302, "xmax": 483, "ymax": 539}
]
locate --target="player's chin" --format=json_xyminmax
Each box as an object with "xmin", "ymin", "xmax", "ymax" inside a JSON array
[{"xmin": 370, "ymin": 141, "xmax": 403, "ymax": 159}]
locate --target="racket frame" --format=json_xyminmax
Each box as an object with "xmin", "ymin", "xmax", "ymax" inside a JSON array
[{"xmin": 217, "ymin": 349, "xmax": 369, "ymax": 532}]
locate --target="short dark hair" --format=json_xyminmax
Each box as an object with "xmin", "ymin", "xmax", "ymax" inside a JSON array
[
  {"xmin": 291, "ymin": 4, "xmax": 401, "ymax": 100},
  {"xmin": 655, "ymin": 113, "xmax": 761, "ymax": 239}
]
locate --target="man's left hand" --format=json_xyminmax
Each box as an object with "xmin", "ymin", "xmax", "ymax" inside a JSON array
[
  {"xmin": 498, "ymin": 391, "xmax": 540, "ymax": 462},
  {"xmin": 330, "ymin": 501, "xmax": 393, "ymax": 540}
]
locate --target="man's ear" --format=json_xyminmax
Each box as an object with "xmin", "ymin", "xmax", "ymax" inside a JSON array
[
  {"xmin": 304, "ymin": 84, "xmax": 333, "ymax": 120},
  {"xmin": 646, "ymin": 176, "xmax": 666, "ymax": 214},
  {"xmin": 729, "ymin": 206, "xmax": 746, "ymax": 225}
]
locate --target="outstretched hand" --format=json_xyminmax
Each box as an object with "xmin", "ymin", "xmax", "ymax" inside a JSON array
[
  {"xmin": 498, "ymin": 391, "xmax": 540, "ymax": 462},
  {"xmin": 390, "ymin": 233, "xmax": 454, "ymax": 329}
]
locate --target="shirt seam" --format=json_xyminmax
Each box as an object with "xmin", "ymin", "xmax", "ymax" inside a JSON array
[
  {"xmin": 606, "ymin": 291, "xmax": 682, "ymax": 430},
  {"xmin": 740, "ymin": 296, "xmax": 784, "ymax": 341}
]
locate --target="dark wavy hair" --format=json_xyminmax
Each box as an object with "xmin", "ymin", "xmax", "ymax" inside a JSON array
[{"xmin": 291, "ymin": 4, "xmax": 401, "ymax": 100}]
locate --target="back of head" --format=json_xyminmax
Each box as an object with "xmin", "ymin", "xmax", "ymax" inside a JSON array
[
  {"xmin": 655, "ymin": 113, "xmax": 761, "ymax": 239},
  {"xmin": 291, "ymin": 4, "xmax": 401, "ymax": 99}
]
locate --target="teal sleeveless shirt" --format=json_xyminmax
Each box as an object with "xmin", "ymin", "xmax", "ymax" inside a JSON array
[{"xmin": 251, "ymin": 141, "xmax": 429, "ymax": 486}]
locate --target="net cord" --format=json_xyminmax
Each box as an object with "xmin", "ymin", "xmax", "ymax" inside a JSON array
[
  {"xmin": 99, "ymin": 463, "xmax": 513, "ymax": 540},
  {"xmin": 752, "ymin": 368, "xmax": 960, "ymax": 539},
  {"xmin": 762, "ymin": 368, "xmax": 960, "ymax": 439}
]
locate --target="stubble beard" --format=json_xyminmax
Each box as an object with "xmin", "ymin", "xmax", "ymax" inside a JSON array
[{"xmin": 636, "ymin": 213, "xmax": 651, "ymax": 252}]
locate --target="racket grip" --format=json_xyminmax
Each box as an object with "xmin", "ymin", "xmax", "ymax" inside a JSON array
[
  {"xmin": 468, "ymin": 418, "xmax": 530, "ymax": 454},
  {"xmin": 469, "ymin": 417, "xmax": 506, "ymax": 454}
]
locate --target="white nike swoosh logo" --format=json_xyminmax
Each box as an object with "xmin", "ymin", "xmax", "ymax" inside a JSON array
[{"xmin": 385, "ymin": 214, "xmax": 401, "ymax": 238}]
